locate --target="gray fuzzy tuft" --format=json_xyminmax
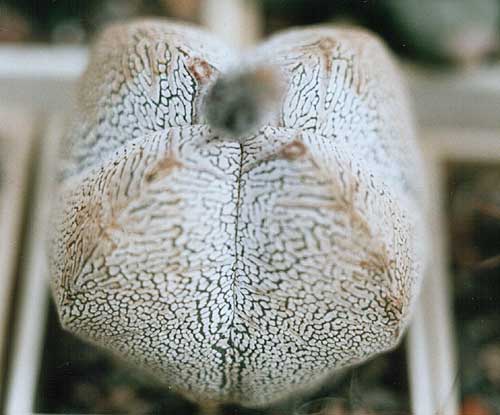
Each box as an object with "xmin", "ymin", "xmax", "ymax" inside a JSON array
[{"xmin": 203, "ymin": 67, "xmax": 283, "ymax": 139}]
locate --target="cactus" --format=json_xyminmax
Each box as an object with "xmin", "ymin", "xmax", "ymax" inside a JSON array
[{"xmin": 50, "ymin": 19, "xmax": 427, "ymax": 407}]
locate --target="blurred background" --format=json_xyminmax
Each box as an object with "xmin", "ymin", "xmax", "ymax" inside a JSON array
[
  {"xmin": 0, "ymin": 1, "xmax": 499, "ymax": 414},
  {"xmin": 1, "ymin": 0, "xmax": 500, "ymax": 65}
]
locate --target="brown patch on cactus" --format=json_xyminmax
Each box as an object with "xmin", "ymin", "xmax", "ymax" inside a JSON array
[
  {"xmin": 276, "ymin": 159, "xmax": 373, "ymax": 239},
  {"xmin": 326, "ymin": 171, "xmax": 372, "ymax": 238},
  {"xmin": 101, "ymin": 219, "xmax": 121, "ymax": 251},
  {"xmin": 279, "ymin": 139, "xmax": 307, "ymax": 160},
  {"xmin": 145, "ymin": 156, "xmax": 184, "ymax": 183},
  {"xmin": 317, "ymin": 37, "xmax": 337, "ymax": 72},
  {"xmin": 382, "ymin": 291, "xmax": 406, "ymax": 326},
  {"xmin": 360, "ymin": 243, "xmax": 394, "ymax": 276},
  {"xmin": 145, "ymin": 139, "xmax": 185, "ymax": 183},
  {"xmin": 188, "ymin": 57, "xmax": 215, "ymax": 83}
]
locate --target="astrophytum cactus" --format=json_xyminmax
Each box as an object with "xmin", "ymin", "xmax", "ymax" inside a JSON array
[{"xmin": 50, "ymin": 20, "xmax": 427, "ymax": 407}]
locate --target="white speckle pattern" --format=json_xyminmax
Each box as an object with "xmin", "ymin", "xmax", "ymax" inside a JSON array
[{"xmin": 50, "ymin": 20, "xmax": 428, "ymax": 407}]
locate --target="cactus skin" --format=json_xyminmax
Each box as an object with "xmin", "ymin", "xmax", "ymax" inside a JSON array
[{"xmin": 50, "ymin": 19, "xmax": 427, "ymax": 407}]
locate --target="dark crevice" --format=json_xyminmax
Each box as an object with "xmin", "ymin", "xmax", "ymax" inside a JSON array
[{"xmin": 224, "ymin": 141, "xmax": 245, "ymax": 394}]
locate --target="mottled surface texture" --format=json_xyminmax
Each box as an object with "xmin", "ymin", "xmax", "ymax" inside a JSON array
[{"xmin": 50, "ymin": 20, "xmax": 427, "ymax": 407}]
